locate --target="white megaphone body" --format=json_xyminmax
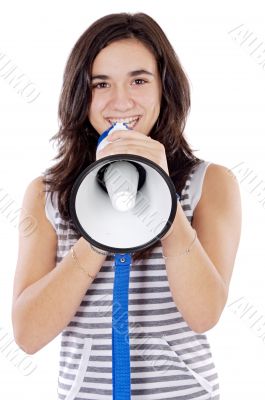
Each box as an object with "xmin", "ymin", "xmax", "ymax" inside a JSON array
[{"xmin": 69, "ymin": 123, "xmax": 178, "ymax": 253}]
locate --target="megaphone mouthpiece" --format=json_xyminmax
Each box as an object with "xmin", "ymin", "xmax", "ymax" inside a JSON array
[
  {"xmin": 96, "ymin": 123, "xmax": 140, "ymax": 213},
  {"xmin": 104, "ymin": 161, "xmax": 139, "ymax": 212}
]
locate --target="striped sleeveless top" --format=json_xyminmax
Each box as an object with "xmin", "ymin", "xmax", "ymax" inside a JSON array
[{"xmin": 45, "ymin": 160, "xmax": 220, "ymax": 400}]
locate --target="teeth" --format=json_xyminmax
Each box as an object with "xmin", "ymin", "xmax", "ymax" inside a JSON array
[{"xmin": 108, "ymin": 117, "xmax": 139, "ymax": 126}]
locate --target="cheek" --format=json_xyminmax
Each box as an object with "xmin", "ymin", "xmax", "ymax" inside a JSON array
[
  {"xmin": 140, "ymin": 89, "xmax": 161, "ymax": 115},
  {"xmin": 89, "ymin": 94, "xmax": 108, "ymax": 117},
  {"xmin": 146, "ymin": 97, "xmax": 161, "ymax": 118}
]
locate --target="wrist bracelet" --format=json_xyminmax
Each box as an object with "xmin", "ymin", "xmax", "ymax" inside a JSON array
[
  {"xmin": 90, "ymin": 244, "xmax": 109, "ymax": 256},
  {"xmin": 70, "ymin": 247, "xmax": 96, "ymax": 280},
  {"xmin": 162, "ymin": 229, "xmax": 197, "ymax": 260}
]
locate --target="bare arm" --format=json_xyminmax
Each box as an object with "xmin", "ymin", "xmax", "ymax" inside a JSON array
[
  {"xmin": 161, "ymin": 164, "xmax": 242, "ymax": 333},
  {"xmin": 12, "ymin": 177, "xmax": 106, "ymax": 354}
]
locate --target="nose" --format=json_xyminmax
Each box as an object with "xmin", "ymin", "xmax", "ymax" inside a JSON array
[{"xmin": 110, "ymin": 85, "xmax": 135, "ymax": 112}]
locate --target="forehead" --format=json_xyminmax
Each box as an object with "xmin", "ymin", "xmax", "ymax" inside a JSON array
[{"xmin": 92, "ymin": 38, "xmax": 158, "ymax": 73}]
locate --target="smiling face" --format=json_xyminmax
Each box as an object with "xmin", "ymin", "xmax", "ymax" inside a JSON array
[{"xmin": 88, "ymin": 38, "xmax": 162, "ymax": 135}]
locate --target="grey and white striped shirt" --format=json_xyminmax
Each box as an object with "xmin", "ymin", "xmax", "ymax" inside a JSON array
[{"xmin": 45, "ymin": 160, "xmax": 220, "ymax": 400}]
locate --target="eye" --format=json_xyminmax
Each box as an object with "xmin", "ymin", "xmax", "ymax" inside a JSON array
[
  {"xmin": 92, "ymin": 82, "xmax": 110, "ymax": 89},
  {"xmin": 132, "ymin": 78, "xmax": 147, "ymax": 86}
]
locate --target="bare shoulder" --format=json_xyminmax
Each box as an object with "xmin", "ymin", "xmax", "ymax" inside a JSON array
[
  {"xmin": 194, "ymin": 162, "xmax": 241, "ymax": 218},
  {"xmin": 19, "ymin": 174, "xmax": 57, "ymax": 242},
  {"xmin": 18, "ymin": 176, "xmax": 48, "ymax": 234},
  {"xmin": 204, "ymin": 162, "xmax": 239, "ymax": 192},
  {"xmin": 23, "ymin": 176, "xmax": 46, "ymax": 206}
]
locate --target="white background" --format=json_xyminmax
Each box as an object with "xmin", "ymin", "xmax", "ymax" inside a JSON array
[{"xmin": 0, "ymin": 0, "xmax": 265, "ymax": 398}]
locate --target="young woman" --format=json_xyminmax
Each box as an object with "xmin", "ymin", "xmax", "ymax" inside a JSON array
[{"xmin": 12, "ymin": 12, "xmax": 241, "ymax": 400}]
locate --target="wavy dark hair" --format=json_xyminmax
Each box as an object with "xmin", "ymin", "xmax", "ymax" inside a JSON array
[{"xmin": 43, "ymin": 12, "xmax": 201, "ymax": 260}]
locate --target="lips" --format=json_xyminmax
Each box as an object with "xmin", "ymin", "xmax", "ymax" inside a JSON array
[{"xmin": 106, "ymin": 116, "xmax": 141, "ymax": 129}]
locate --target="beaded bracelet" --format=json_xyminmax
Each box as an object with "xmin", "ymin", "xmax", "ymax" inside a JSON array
[
  {"xmin": 162, "ymin": 229, "xmax": 197, "ymax": 260},
  {"xmin": 70, "ymin": 247, "xmax": 96, "ymax": 280}
]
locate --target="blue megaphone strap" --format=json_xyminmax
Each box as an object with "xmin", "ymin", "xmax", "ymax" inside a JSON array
[{"xmin": 112, "ymin": 253, "xmax": 131, "ymax": 400}]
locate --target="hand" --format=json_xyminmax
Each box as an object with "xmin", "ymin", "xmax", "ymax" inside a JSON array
[{"xmin": 96, "ymin": 130, "xmax": 169, "ymax": 175}]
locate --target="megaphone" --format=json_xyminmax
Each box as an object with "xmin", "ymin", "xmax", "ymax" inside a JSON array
[{"xmin": 69, "ymin": 123, "xmax": 178, "ymax": 253}]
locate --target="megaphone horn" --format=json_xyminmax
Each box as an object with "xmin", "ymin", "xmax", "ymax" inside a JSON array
[{"xmin": 70, "ymin": 123, "xmax": 178, "ymax": 253}]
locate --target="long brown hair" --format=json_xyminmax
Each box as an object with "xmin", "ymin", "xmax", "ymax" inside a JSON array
[{"xmin": 43, "ymin": 12, "xmax": 201, "ymax": 260}]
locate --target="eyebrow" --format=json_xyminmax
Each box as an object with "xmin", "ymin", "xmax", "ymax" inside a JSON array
[{"xmin": 91, "ymin": 69, "xmax": 154, "ymax": 80}]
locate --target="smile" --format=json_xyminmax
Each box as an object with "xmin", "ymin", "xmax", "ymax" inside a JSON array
[{"xmin": 106, "ymin": 116, "xmax": 141, "ymax": 129}]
